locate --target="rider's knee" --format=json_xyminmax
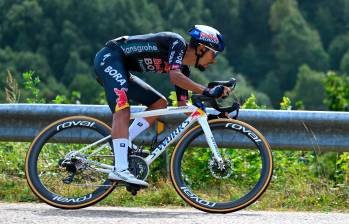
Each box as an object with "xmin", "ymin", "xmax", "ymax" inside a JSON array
[
  {"xmin": 158, "ymin": 97, "xmax": 168, "ymax": 109},
  {"xmin": 148, "ymin": 97, "xmax": 168, "ymax": 110}
]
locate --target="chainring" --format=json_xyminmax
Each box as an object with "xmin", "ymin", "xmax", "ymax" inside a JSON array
[{"xmin": 128, "ymin": 155, "xmax": 149, "ymax": 180}]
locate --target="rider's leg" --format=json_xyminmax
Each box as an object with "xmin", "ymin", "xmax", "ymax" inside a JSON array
[
  {"xmin": 111, "ymin": 92, "xmax": 130, "ymax": 172},
  {"xmin": 94, "ymin": 46, "xmax": 148, "ymax": 187},
  {"xmin": 109, "ymin": 92, "xmax": 148, "ymax": 187},
  {"xmin": 129, "ymin": 98, "xmax": 168, "ymax": 141}
]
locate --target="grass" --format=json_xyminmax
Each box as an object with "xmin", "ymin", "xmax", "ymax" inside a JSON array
[
  {"xmin": 0, "ymin": 174, "xmax": 349, "ymax": 212},
  {"xmin": 1, "ymin": 173, "xmax": 348, "ymax": 211},
  {"xmin": 252, "ymin": 175, "xmax": 349, "ymax": 212},
  {"xmin": 0, "ymin": 142, "xmax": 349, "ymax": 211}
]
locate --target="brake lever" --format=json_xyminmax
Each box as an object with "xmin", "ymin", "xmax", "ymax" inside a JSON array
[
  {"xmin": 221, "ymin": 85, "xmax": 233, "ymax": 99},
  {"xmin": 231, "ymin": 103, "xmax": 240, "ymax": 119}
]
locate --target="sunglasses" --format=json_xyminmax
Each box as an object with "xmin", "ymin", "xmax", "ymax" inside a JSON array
[{"xmin": 199, "ymin": 43, "xmax": 219, "ymax": 58}]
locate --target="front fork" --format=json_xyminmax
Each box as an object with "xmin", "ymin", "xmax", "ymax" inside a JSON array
[{"xmin": 197, "ymin": 116, "xmax": 224, "ymax": 166}]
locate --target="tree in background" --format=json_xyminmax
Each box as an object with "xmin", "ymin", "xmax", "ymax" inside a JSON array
[
  {"xmin": 339, "ymin": 50, "xmax": 349, "ymax": 74},
  {"xmin": 286, "ymin": 65, "xmax": 326, "ymax": 110},
  {"xmin": 324, "ymin": 71, "xmax": 349, "ymax": 111},
  {"xmin": 328, "ymin": 33, "xmax": 349, "ymax": 70},
  {"xmin": 298, "ymin": 0, "xmax": 349, "ymax": 48},
  {"xmin": 1, "ymin": 0, "xmax": 349, "ymax": 110},
  {"xmin": 235, "ymin": 0, "xmax": 275, "ymax": 85},
  {"xmin": 2, "ymin": 0, "xmax": 44, "ymax": 51},
  {"xmin": 269, "ymin": 0, "xmax": 329, "ymax": 91},
  {"xmin": 257, "ymin": 71, "xmax": 283, "ymax": 106}
]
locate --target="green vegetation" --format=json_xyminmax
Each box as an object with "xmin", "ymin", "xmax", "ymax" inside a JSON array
[
  {"xmin": 324, "ymin": 71, "xmax": 349, "ymax": 111},
  {"xmin": 1, "ymin": 141, "xmax": 348, "ymax": 211},
  {"xmin": 1, "ymin": 0, "xmax": 349, "ymax": 109}
]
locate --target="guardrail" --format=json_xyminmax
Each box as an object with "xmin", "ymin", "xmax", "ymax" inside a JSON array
[{"xmin": 1, "ymin": 104, "xmax": 349, "ymax": 152}]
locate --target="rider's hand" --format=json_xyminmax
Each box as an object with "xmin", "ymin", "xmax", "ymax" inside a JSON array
[
  {"xmin": 203, "ymin": 85, "xmax": 225, "ymax": 98},
  {"xmin": 222, "ymin": 86, "xmax": 231, "ymax": 98}
]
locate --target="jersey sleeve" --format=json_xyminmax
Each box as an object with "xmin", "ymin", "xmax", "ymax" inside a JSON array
[
  {"xmin": 168, "ymin": 37, "xmax": 186, "ymax": 70},
  {"xmin": 174, "ymin": 65, "xmax": 190, "ymax": 102}
]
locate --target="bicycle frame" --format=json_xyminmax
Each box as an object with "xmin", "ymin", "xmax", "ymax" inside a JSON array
[{"xmin": 75, "ymin": 105, "xmax": 224, "ymax": 173}]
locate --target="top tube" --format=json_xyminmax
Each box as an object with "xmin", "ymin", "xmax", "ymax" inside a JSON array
[{"xmin": 130, "ymin": 105, "xmax": 198, "ymax": 119}]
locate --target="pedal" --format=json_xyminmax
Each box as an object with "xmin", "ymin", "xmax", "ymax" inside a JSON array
[{"xmin": 126, "ymin": 184, "xmax": 142, "ymax": 196}]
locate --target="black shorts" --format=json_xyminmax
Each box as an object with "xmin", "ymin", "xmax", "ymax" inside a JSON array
[{"xmin": 94, "ymin": 47, "xmax": 166, "ymax": 112}]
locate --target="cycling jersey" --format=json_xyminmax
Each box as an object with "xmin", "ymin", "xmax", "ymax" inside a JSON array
[
  {"xmin": 106, "ymin": 32, "xmax": 187, "ymax": 73},
  {"xmin": 94, "ymin": 32, "xmax": 190, "ymax": 112}
]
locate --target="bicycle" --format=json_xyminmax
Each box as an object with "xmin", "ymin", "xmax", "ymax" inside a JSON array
[{"xmin": 25, "ymin": 78, "xmax": 273, "ymax": 213}]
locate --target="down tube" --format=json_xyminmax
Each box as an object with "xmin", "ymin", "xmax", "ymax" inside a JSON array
[
  {"xmin": 197, "ymin": 116, "xmax": 223, "ymax": 164},
  {"xmin": 145, "ymin": 115, "xmax": 198, "ymax": 165}
]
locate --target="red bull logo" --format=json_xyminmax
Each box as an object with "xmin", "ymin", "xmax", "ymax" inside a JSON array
[
  {"xmin": 199, "ymin": 32, "xmax": 219, "ymax": 44},
  {"xmin": 191, "ymin": 109, "xmax": 205, "ymax": 118},
  {"xmin": 114, "ymin": 88, "xmax": 129, "ymax": 111}
]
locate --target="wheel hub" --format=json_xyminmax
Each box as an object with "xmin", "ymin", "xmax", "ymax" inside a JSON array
[{"xmin": 208, "ymin": 157, "xmax": 233, "ymax": 179}]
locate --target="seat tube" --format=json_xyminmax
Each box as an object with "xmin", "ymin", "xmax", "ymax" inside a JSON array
[{"xmin": 197, "ymin": 117, "xmax": 223, "ymax": 164}]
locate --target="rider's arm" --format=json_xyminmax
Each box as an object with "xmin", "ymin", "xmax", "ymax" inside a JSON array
[
  {"xmin": 169, "ymin": 69, "xmax": 206, "ymax": 94},
  {"xmin": 167, "ymin": 36, "xmax": 205, "ymax": 95}
]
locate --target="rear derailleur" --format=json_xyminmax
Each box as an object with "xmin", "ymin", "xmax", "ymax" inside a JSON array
[{"xmin": 58, "ymin": 156, "xmax": 87, "ymax": 184}]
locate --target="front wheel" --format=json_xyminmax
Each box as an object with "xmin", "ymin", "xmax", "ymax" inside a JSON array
[{"xmin": 170, "ymin": 119, "xmax": 273, "ymax": 213}]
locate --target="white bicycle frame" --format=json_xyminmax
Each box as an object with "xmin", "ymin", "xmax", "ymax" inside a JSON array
[{"xmin": 74, "ymin": 105, "xmax": 224, "ymax": 174}]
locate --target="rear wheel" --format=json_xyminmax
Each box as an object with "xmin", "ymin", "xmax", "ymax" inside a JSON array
[
  {"xmin": 25, "ymin": 116, "xmax": 116, "ymax": 209},
  {"xmin": 170, "ymin": 119, "xmax": 273, "ymax": 213}
]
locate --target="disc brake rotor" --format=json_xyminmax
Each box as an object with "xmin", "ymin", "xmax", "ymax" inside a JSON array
[{"xmin": 208, "ymin": 156, "xmax": 233, "ymax": 179}]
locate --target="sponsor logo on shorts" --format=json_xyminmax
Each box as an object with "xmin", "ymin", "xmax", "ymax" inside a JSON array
[
  {"xmin": 104, "ymin": 66, "xmax": 126, "ymax": 86},
  {"xmin": 114, "ymin": 88, "xmax": 129, "ymax": 111},
  {"xmin": 100, "ymin": 53, "xmax": 111, "ymax": 66}
]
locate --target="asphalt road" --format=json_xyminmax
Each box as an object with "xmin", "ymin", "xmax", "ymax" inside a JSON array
[{"xmin": 1, "ymin": 202, "xmax": 348, "ymax": 224}]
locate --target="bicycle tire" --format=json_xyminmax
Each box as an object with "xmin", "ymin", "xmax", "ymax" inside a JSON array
[
  {"xmin": 170, "ymin": 118, "xmax": 273, "ymax": 213},
  {"xmin": 25, "ymin": 115, "xmax": 116, "ymax": 209}
]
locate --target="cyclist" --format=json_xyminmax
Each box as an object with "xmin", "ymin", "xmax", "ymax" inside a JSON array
[{"xmin": 94, "ymin": 25, "xmax": 231, "ymax": 187}]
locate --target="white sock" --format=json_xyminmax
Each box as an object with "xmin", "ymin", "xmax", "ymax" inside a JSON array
[
  {"xmin": 129, "ymin": 117, "xmax": 150, "ymax": 141},
  {"xmin": 113, "ymin": 138, "xmax": 129, "ymax": 171}
]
